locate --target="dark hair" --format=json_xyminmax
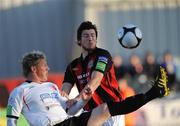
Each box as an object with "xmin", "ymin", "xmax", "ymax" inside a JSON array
[
  {"xmin": 21, "ymin": 50, "xmax": 46, "ymax": 77},
  {"xmin": 77, "ymin": 21, "xmax": 98, "ymax": 42}
]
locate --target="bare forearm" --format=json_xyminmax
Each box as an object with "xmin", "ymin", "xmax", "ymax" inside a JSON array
[
  {"xmin": 61, "ymin": 82, "xmax": 73, "ymax": 95},
  {"xmin": 78, "ymin": 71, "xmax": 103, "ymax": 99},
  {"xmin": 79, "ymin": 80, "xmax": 98, "ymax": 96}
]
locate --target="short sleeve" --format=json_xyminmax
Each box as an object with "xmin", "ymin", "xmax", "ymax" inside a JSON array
[
  {"xmin": 94, "ymin": 49, "xmax": 112, "ymax": 74},
  {"xmin": 7, "ymin": 87, "xmax": 24, "ymax": 118},
  {"xmin": 63, "ymin": 64, "xmax": 75, "ymax": 86}
]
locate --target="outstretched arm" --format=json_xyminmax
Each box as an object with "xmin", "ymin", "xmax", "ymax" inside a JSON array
[
  {"xmin": 77, "ymin": 71, "xmax": 103, "ymax": 99},
  {"xmin": 67, "ymin": 85, "xmax": 92, "ymax": 115}
]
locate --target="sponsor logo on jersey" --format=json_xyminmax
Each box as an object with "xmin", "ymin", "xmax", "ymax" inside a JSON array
[
  {"xmin": 40, "ymin": 92, "xmax": 60, "ymax": 109},
  {"xmin": 40, "ymin": 92, "xmax": 59, "ymax": 102},
  {"xmin": 77, "ymin": 72, "xmax": 90, "ymax": 79}
]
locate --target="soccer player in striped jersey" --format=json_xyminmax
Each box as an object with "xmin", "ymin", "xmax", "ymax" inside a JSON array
[
  {"xmin": 61, "ymin": 21, "xmax": 124, "ymax": 126},
  {"xmin": 61, "ymin": 21, "xmax": 169, "ymax": 126}
]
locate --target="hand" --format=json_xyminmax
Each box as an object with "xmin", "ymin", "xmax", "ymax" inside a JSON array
[
  {"xmin": 60, "ymin": 91, "xmax": 69, "ymax": 99},
  {"xmin": 82, "ymin": 85, "xmax": 92, "ymax": 101}
]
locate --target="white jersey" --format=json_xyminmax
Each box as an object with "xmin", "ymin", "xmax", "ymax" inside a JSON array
[
  {"xmin": 7, "ymin": 81, "xmax": 69, "ymax": 126},
  {"xmin": 103, "ymin": 115, "xmax": 125, "ymax": 126}
]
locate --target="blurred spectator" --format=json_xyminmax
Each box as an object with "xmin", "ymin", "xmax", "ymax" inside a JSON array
[
  {"xmin": 174, "ymin": 57, "xmax": 180, "ymax": 91},
  {"xmin": 112, "ymin": 55, "xmax": 127, "ymax": 80},
  {"xmin": 118, "ymin": 78, "xmax": 135, "ymax": 101},
  {"xmin": 127, "ymin": 54, "xmax": 145, "ymax": 92},
  {"xmin": 160, "ymin": 51, "xmax": 177, "ymax": 90},
  {"xmin": 118, "ymin": 79, "xmax": 137, "ymax": 126},
  {"xmin": 143, "ymin": 51, "xmax": 159, "ymax": 80},
  {"xmin": 128, "ymin": 54, "xmax": 143, "ymax": 78}
]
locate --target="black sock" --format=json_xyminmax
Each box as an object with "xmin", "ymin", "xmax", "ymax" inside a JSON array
[
  {"xmin": 107, "ymin": 94, "xmax": 147, "ymax": 116},
  {"xmin": 145, "ymin": 86, "xmax": 160, "ymax": 101}
]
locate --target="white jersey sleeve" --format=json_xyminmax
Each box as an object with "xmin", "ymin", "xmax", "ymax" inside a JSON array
[{"xmin": 7, "ymin": 85, "xmax": 24, "ymax": 119}]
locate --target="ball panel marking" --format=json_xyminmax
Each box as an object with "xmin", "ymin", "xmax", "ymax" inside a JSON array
[{"xmin": 118, "ymin": 24, "xmax": 142, "ymax": 49}]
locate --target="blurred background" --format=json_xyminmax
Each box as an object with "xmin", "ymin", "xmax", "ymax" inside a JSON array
[{"xmin": 0, "ymin": 0, "xmax": 180, "ymax": 125}]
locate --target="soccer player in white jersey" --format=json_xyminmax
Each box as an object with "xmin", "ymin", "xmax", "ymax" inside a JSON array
[{"xmin": 7, "ymin": 50, "xmax": 170, "ymax": 126}]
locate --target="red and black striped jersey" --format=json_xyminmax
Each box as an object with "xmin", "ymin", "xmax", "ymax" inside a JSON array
[{"xmin": 63, "ymin": 47, "xmax": 122, "ymax": 111}]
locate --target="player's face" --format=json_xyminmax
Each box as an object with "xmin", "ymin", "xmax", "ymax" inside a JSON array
[
  {"xmin": 80, "ymin": 29, "xmax": 97, "ymax": 52},
  {"xmin": 35, "ymin": 59, "xmax": 49, "ymax": 82}
]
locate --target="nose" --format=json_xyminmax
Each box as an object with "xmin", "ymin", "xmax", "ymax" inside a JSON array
[{"xmin": 89, "ymin": 36, "xmax": 93, "ymax": 40}]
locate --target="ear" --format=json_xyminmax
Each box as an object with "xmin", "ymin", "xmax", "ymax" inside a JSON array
[
  {"xmin": 31, "ymin": 66, "xmax": 36, "ymax": 73},
  {"xmin": 77, "ymin": 41, "xmax": 81, "ymax": 46}
]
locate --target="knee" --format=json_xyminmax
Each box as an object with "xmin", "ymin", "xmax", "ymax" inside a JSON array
[
  {"xmin": 100, "ymin": 103, "xmax": 110, "ymax": 114},
  {"xmin": 87, "ymin": 103, "xmax": 111, "ymax": 126},
  {"xmin": 96, "ymin": 103, "xmax": 111, "ymax": 118}
]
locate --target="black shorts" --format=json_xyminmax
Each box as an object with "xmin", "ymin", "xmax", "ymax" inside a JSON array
[{"xmin": 54, "ymin": 111, "xmax": 92, "ymax": 126}]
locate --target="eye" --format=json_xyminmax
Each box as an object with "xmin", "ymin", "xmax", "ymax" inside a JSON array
[
  {"xmin": 91, "ymin": 33, "xmax": 96, "ymax": 38},
  {"xmin": 82, "ymin": 34, "xmax": 89, "ymax": 38},
  {"xmin": 82, "ymin": 33, "xmax": 96, "ymax": 39}
]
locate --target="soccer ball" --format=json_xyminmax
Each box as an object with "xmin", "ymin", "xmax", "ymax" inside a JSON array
[{"xmin": 118, "ymin": 24, "xmax": 142, "ymax": 49}]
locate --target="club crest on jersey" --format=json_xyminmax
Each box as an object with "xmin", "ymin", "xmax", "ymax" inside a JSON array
[
  {"xmin": 88, "ymin": 60, "xmax": 94, "ymax": 69},
  {"xmin": 98, "ymin": 56, "xmax": 108, "ymax": 63},
  {"xmin": 72, "ymin": 67, "xmax": 79, "ymax": 71},
  {"xmin": 51, "ymin": 85, "xmax": 57, "ymax": 91}
]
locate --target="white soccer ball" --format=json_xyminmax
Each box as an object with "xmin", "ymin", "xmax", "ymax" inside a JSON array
[{"xmin": 118, "ymin": 24, "xmax": 142, "ymax": 49}]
